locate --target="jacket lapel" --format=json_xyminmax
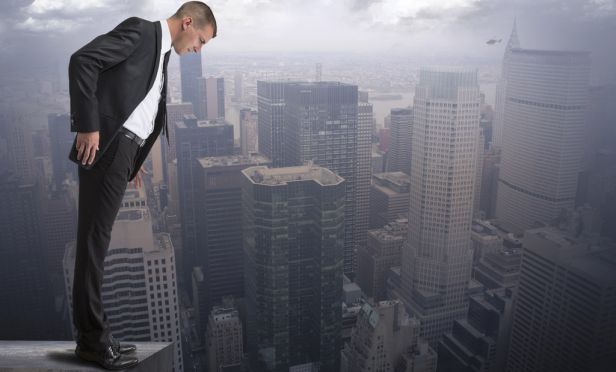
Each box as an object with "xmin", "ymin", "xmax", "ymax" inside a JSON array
[{"xmin": 146, "ymin": 20, "xmax": 162, "ymax": 93}]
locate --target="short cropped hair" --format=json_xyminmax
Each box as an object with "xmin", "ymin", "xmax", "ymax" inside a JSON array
[{"xmin": 172, "ymin": 1, "xmax": 217, "ymax": 37}]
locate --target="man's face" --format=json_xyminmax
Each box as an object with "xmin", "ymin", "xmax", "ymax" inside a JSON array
[{"xmin": 173, "ymin": 17, "xmax": 214, "ymax": 56}]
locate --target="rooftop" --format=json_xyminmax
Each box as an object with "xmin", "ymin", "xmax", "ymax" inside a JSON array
[
  {"xmin": 197, "ymin": 153, "xmax": 271, "ymax": 169},
  {"xmin": 243, "ymin": 164, "xmax": 344, "ymax": 186}
]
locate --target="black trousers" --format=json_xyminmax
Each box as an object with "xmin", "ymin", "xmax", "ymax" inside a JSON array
[{"xmin": 72, "ymin": 132, "xmax": 142, "ymax": 351}]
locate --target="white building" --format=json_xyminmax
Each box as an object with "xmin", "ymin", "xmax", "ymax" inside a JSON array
[
  {"xmin": 64, "ymin": 186, "xmax": 183, "ymax": 371},
  {"xmin": 495, "ymin": 40, "xmax": 591, "ymax": 234},
  {"xmin": 399, "ymin": 67, "xmax": 481, "ymax": 346}
]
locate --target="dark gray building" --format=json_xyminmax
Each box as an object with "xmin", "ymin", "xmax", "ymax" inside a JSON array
[
  {"xmin": 242, "ymin": 164, "xmax": 346, "ymax": 372},
  {"xmin": 257, "ymin": 81, "xmax": 288, "ymax": 167},
  {"xmin": 369, "ymin": 172, "xmax": 411, "ymax": 229},
  {"xmin": 175, "ymin": 115, "xmax": 234, "ymax": 288},
  {"xmin": 386, "ymin": 107, "xmax": 413, "ymax": 175},
  {"xmin": 192, "ymin": 153, "xmax": 270, "ymax": 332},
  {"xmin": 507, "ymin": 227, "xmax": 616, "ymax": 372},
  {"xmin": 48, "ymin": 113, "xmax": 77, "ymax": 189},
  {"xmin": 357, "ymin": 218, "xmax": 408, "ymax": 302},
  {"xmin": 284, "ymin": 81, "xmax": 359, "ymax": 276},
  {"xmin": 180, "ymin": 53, "xmax": 202, "ymax": 117},
  {"xmin": 0, "ymin": 172, "xmax": 55, "ymax": 339}
]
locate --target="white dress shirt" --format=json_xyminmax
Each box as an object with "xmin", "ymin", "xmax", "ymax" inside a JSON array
[{"xmin": 122, "ymin": 19, "xmax": 172, "ymax": 140}]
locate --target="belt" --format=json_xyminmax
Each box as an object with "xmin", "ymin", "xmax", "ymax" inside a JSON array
[{"xmin": 119, "ymin": 127, "xmax": 146, "ymax": 147}]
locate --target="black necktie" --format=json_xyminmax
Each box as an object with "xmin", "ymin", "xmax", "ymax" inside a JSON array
[{"xmin": 161, "ymin": 50, "xmax": 171, "ymax": 146}]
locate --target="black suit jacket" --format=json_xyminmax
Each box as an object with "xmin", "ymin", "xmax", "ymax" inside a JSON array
[{"xmin": 68, "ymin": 17, "xmax": 170, "ymax": 182}]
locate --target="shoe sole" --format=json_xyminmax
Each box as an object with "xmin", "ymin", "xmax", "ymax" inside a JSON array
[{"xmin": 75, "ymin": 350, "xmax": 139, "ymax": 370}]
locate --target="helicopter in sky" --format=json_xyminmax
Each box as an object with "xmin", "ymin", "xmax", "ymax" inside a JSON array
[{"xmin": 486, "ymin": 39, "xmax": 503, "ymax": 45}]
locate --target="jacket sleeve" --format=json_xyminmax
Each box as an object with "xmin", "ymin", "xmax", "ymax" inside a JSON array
[{"xmin": 68, "ymin": 17, "xmax": 144, "ymax": 133}]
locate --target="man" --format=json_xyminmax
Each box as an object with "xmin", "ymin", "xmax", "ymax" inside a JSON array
[{"xmin": 68, "ymin": 2, "xmax": 216, "ymax": 369}]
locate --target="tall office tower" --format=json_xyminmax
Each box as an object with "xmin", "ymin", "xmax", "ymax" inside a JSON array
[
  {"xmin": 473, "ymin": 129, "xmax": 484, "ymax": 217},
  {"xmin": 356, "ymin": 102, "xmax": 374, "ymax": 269},
  {"xmin": 370, "ymin": 172, "xmax": 411, "ymax": 229},
  {"xmin": 234, "ymin": 72, "xmax": 243, "ymax": 102},
  {"xmin": 48, "ymin": 113, "xmax": 77, "ymax": 188},
  {"xmin": 372, "ymin": 149, "xmax": 385, "ymax": 174},
  {"xmin": 206, "ymin": 301, "xmax": 244, "ymax": 372},
  {"xmin": 577, "ymin": 85, "xmax": 616, "ymax": 239},
  {"xmin": 341, "ymin": 300, "xmax": 437, "ymax": 372},
  {"xmin": 315, "ymin": 63, "xmax": 322, "ymax": 82},
  {"xmin": 0, "ymin": 114, "xmax": 36, "ymax": 184},
  {"xmin": 357, "ymin": 218, "xmax": 408, "ymax": 302},
  {"xmin": 0, "ymin": 172, "xmax": 54, "ymax": 339},
  {"xmin": 507, "ymin": 227, "xmax": 616, "ymax": 372},
  {"xmin": 242, "ymin": 164, "xmax": 346, "ymax": 372},
  {"xmin": 257, "ymin": 81, "xmax": 288, "ymax": 167},
  {"xmin": 175, "ymin": 115, "xmax": 234, "ymax": 288},
  {"xmin": 192, "ymin": 153, "xmax": 270, "ymax": 331},
  {"xmin": 166, "ymin": 102, "xmax": 194, "ymax": 162},
  {"xmin": 64, "ymin": 187, "xmax": 184, "ymax": 372},
  {"xmin": 386, "ymin": 108, "xmax": 413, "ymax": 175},
  {"xmin": 240, "ymin": 108, "xmax": 258, "ymax": 156},
  {"xmin": 180, "ymin": 53, "xmax": 202, "ymax": 116},
  {"xmin": 495, "ymin": 48, "xmax": 591, "ymax": 234},
  {"xmin": 479, "ymin": 148, "xmax": 500, "ymax": 219},
  {"xmin": 284, "ymin": 81, "xmax": 359, "ymax": 276},
  {"xmin": 196, "ymin": 77, "xmax": 225, "ymax": 120},
  {"xmin": 492, "ymin": 19, "xmax": 520, "ymax": 149},
  {"xmin": 399, "ymin": 67, "xmax": 481, "ymax": 346}
]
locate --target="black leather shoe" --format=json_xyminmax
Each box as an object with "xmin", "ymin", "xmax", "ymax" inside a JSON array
[
  {"xmin": 75, "ymin": 344, "xmax": 139, "ymax": 370},
  {"xmin": 110, "ymin": 336, "xmax": 137, "ymax": 354}
]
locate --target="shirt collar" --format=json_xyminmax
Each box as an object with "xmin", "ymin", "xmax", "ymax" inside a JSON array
[{"xmin": 159, "ymin": 19, "xmax": 172, "ymax": 53}]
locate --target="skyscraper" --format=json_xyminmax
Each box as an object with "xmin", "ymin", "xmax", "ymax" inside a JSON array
[
  {"xmin": 386, "ymin": 108, "xmax": 413, "ymax": 175},
  {"xmin": 284, "ymin": 81, "xmax": 359, "ymax": 276},
  {"xmin": 48, "ymin": 113, "xmax": 78, "ymax": 188},
  {"xmin": 175, "ymin": 115, "xmax": 234, "ymax": 288},
  {"xmin": 356, "ymin": 102, "xmax": 374, "ymax": 270},
  {"xmin": 64, "ymin": 187, "xmax": 183, "ymax": 371},
  {"xmin": 166, "ymin": 102, "xmax": 194, "ymax": 163},
  {"xmin": 507, "ymin": 227, "xmax": 616, "ymax": 372},
  {"xmin": 192, "ymin": 153, "xmax": 270, "ymax": 329},
  {"xmin": 196, "ymin": 77, "xmax": 225, "ymax": 120},
  {"xmin": 180, "ymin": 53, "xmax": 202, "ymax": 116},
  {"xmin": 399, "ymin": 67, "xmax": 481, "ymax": 346},
  {"xmin": 369, "ymin": 172, "xmax": 411, "ymax": 229},
  {"xmin": 257, "ymin": 81, "xmax": 288, "ymax": 167},
  {"xmin": 494, "ymin": 42, "xmax": 591, "ymax": 234},
  {"xmin": 357, "ymin": 218, "xmax": 408, "ymax": 302},
  {"xmin": 0, "ymin": 172, "xmax": 53, "ymax": 340},
  {"xmin": 492, "ymin": 19, "xmax": 520, "ymax": 149},
  {"xmin": 242, "ymin": 164, "xmax": 346, "ymax": 372},
  {"xmin": 240, "ymin": 108, "xmax": 258, "ymax": 156}
]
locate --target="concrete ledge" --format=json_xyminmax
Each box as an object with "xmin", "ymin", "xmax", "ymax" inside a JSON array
[{"xmin": 0, "ymin": 341, "xmax": 173, "ymax": 371}]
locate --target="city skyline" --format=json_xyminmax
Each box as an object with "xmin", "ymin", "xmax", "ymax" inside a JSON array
[{"xmin": 0, "ymin": 2, "xmax": 615, "ymax": 371}]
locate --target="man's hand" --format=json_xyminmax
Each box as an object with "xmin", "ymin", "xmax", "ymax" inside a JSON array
[
  {"xmin": 76, "ymin": 131, "xmax": 100, "ymax": 166},
  {"xmin": 131, "ymin": 165, "xmax": 149, "ymax": 189}
]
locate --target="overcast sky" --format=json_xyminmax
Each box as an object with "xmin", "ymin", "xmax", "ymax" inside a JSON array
[{"xmin": 0, "ymin": 0, "xmax": 614, "ymax": 81}]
